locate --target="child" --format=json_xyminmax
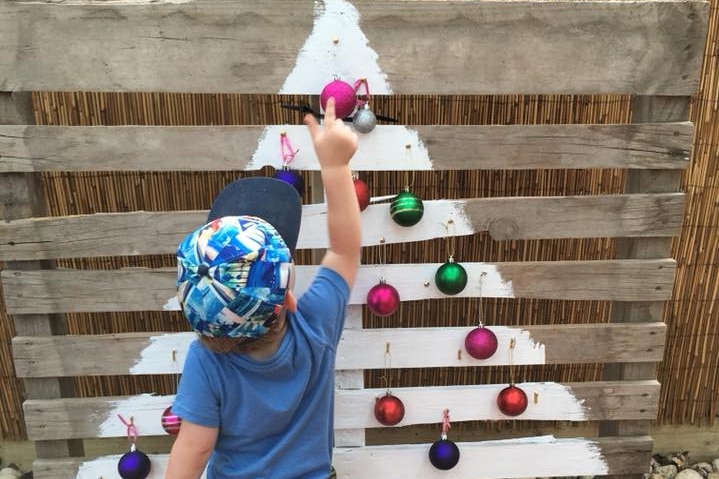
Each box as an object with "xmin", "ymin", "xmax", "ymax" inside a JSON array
[{"xmin": 166, "ymin": 98, "xmax": 361, "ymax": 479}]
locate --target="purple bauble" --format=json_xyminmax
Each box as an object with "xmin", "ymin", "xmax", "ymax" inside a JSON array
[
  {"xmin": 366, "ymin": 281, "xmax": 400, "ymax": 317},
  {"xmin": 320, "ymin": 80, "xmax": 357, "ymax": 119},
  {"xmin": 428, "ymin": 439, "xmax": 460, "ymax": 470},
  {"xmin": 274, "ymin": 169, "xmax": 305, "ymax": 197},
  {"xmin": 464, "ymin": 326, "xmax": 498, "ymax": 360},
  {"xmin": 118, "ymin": 448, "xmax": 151, "ymax": 479}
]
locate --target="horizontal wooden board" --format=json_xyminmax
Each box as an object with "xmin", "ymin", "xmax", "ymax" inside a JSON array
[
  {"xmin": 2, "ymin": 260, "xmax": 676, "ymax": 315},
  {"xmin": 30, "ymin": 436, "xmax": 652, "ymax": 479},
  {"xmin": 22, "ymin": 381, "xmax": 660, "ymax": 440},
  {"xmin": 11, "ymin": 322, "xmax": 667, "ymax": 377},
  {"xmin": 0, "ymin": 1, "xmax": 707, "ymax": 94},
  {"xmin": 0, "ymin": 123, "xmax": 692, "ymax": 172},
  {"xmin": 0, "ymin": 193, "xmax": 686, "ymax": 261}
]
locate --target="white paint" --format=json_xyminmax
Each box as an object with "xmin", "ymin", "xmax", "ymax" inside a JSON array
[
  {"xmin": 280, "ymin": 0, "xmax": 391, "ymax": 94},
  {"xmin": 248, "ymin": 126, "xmax": 432, "ymax": 171},
  {"xmin": 71, "ymin": 437, "xmax": 609, "ymax": 479},
  {"xmin": 95, "ymin": 393, "xmax": 175, "ymax": 438},
  {"xmin": 162, "ymin": 263, "xmax": 514, "ymax": 313},
  {"xmin": 337, "ymin": 326, "xmax": 544, "ymax": 370},
  {"xmin": 128, "ymin": 326, "xmax": 544, "ymax": 375},
  {"xmin": 336, "ymin": 382, "xmax": 587, "ymax": 429},
  {"xmin": 298, "ymin": 198, "xmax": 473, "ymax": 249},
  {"xmin": 129, "ymin": 332, "xmax": 195, "ymax": 374}
]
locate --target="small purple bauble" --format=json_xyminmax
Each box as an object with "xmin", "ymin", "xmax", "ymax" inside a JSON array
[
  {"xmin": 118, "ymin": 448, "xmax": 151, "ymax": 479},
  {"xmin": 429, "ymin": 439, "xmax": 460, "ymax": 470},
  {"xmin": 366, "ymin": 281, "xmax": 400, "ymax": 317},
  {"xmin": 320, "ymin": 80, "xmax": 357, "ymax": 119},
  {"xmin": 464, "ymin": 326, "xmax": 498, "ymax": 360},
  {"xmin": 274, "ymin": 169, "xmax": 305, "ymax": 197}
]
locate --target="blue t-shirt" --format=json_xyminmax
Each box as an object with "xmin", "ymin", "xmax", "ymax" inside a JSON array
[{"xmin": 173, "ymin": 267, "xmax": 350, "ymax": 479}]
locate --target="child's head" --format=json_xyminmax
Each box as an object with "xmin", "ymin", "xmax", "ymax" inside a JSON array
[{"xmin": 175, "ymin": 177, "xmax": 302, "ymax": 350}]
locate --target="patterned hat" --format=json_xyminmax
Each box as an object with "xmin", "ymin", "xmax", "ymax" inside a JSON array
[
  {"xmin": 176, "ymin": 177, "xmax": 302, "ymax": 338},
  {"xmin": 176, "ymin": 215, "xmax": 293, "ymax": 338}
]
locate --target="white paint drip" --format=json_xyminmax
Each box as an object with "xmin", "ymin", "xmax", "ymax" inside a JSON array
[
  {"xmin": 280, "ymin": 0, "xmax": 391, "ymax": 94},
  {"xmin": 129, "ymin": 332, "xmax": 195, "ymax": 374},
  {"xmin": 248, "ymin": 125, "xmax": 433, "ymax": 171}
]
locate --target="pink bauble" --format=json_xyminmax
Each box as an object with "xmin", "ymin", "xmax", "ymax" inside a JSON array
[
  {"xmin": 367, "ymin": 281, "xmax": 400, "ymax": 317},
  {"xmin": 464, "ymin": 326, "xmax": 498, "ymax": 360},
  {"xmin": 320, "ymin": 80, "xmax": 357, "ymax": 119},
  {"xmin": 161, "ymin": 406, "xmax": 182, "ymax": 435}
]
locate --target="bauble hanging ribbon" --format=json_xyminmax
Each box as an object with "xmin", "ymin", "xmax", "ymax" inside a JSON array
[
  {"xmin": 496, "ymin": 338, "xmax": 528, "ymax": 417},
  {"xmin": 428, "ymin": 409, "xmax": 460, "ymax": 470},
  {"xmin": 275, "ymin": 131, "xmax": 304, "ymax": 196},
  {"xmin": 352, "ymin": 78, "xmax": 377, "ymax": 134},
  {"xmin": 161, "ymin": 349, "xmax": 183, "ymax": 436},
  {"xmin": 117, "ymin": 414, "xmax": 151, "ymax": 479},
  {"xmin": 373, "ymin": 346, "xmax": 405, "ymax": 426}
]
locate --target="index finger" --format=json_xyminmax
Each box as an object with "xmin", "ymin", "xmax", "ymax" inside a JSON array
[{"xmin": 324, "ymin": 97, "xmax": 336, "ymax": 124}]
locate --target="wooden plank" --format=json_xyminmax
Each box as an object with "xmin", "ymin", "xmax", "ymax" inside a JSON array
[
  {"xmin": 22, "ymin": 381, "xmax": 659, "ymax": 440},
  {"xmin": 335, "ymin": 308, "xmax": 365, "ymax": 448},
  {"xmin": 0, "ymin": 193, "xmax": 686, "ymax": 261},
  {"xmin": 1, "ymin": 259, "xmax": 676, "ymax": 315},
  {"xmin": 0, "ymin": 92, "xmax": 84, "ymax": 459},
  {"xmin": 0, "ymin": 1, "xmax": 707, "ymax": 95},
  {"xmin": 30, "ymin": 436, "xmax": 652, "ymax": 479},
  {"xmin": 0, "ymin": 123, "xmax": 693, "ymax": 172},
  {"xmin": 12, "ymin": 323, "xmax": 666, "ymax": 377},
  {"xmin": 601, "ymin": 96, "xmax": 690, "ymax": 445}
]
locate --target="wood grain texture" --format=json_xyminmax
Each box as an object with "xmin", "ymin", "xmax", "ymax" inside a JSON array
[
  {"xmin": 11, "ymin": 323, "xmax": 666, "ymax": 377},
  {"xmin": 29, "ymin": 436, "xmax": 652, "ymax": 479},
  {"xmin": 1, "ymin": 260, "xmax": 676, "ymax": 315},
  {"xmin": 0, "ymin": 1, "xmax": 708, "ymax": 94},
  {"xmin": 0, "ymin": 193, "xmax": 686, "ymax": 261},
  {"xmin": 0, "ymin": 123, "xmax": 692, "ymax": 172},
  {"xmin": 22, "ymin": 381, "xmax": 659, "ymax": 440}
]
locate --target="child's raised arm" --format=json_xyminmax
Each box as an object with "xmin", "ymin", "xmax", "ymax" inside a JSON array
[{"xmin": 304, "ymin": 98, "xmax": 361, "ymax": 288}]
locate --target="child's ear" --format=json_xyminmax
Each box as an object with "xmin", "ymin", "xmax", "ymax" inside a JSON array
[{"xmin": 285, "ymin": 290, "xmax": 297, "ymax": 313}]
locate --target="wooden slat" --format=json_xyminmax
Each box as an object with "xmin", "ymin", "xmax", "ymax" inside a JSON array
[
  {"xmin": 1, "ymin": 260, "xmax": 676, "ymax": 315},
  {"xmin": 30, "ymin": 436, "xmax": 652, "ymax": 479},
  {"xmin": 0, "ymin": 1, "xmax": 707, "ymax": 95},
  {"xmin": 0, "ymin": 123, "xmax": 693, "ymax": 172},
  {"xmin": 22, "ymin": 381, "xmax": 659, "ymax": 440},
  {"xmin": 0, "ymin": 193, "xmax": 686, "ymax": 261},
  {"xmin": 11, "ymin": 322, "xmax": 667, "ymax": 377}
]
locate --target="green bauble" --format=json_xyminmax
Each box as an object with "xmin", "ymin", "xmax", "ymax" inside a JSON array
[
  {"xmin": 435, "ymin": 259, "xmax": 468, "ymax": 295},
  {"xmin": 390, "ymin": 190, "xmax": 424, "ymax": 227}
]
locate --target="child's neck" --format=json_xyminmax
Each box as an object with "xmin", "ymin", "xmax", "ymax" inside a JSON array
[{"xmin": 246, "ymin": 317, "xmax": 288, "ymax": 361}]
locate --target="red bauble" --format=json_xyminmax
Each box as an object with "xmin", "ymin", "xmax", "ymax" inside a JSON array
[
  {"xmin": 366, "ymin": 281, "xmax": 400, "ymax": 317},
  {"xmin": 374, "ymin": 393, "xmax": 405, "ymax": 426},
  {"xmin": 353, "ymin": 177, "xmax": 371, "ymax": 212},
  {"xmin": 161, "ymin": 406, "xmax": 182, "ymax": 435},
  {"xmin": 497, "ymin": 385, "xmax": 528, "ymax": 417},
  {"xmin": 464, "ymin": 326, "xmax": 498, "ymax": 360}
]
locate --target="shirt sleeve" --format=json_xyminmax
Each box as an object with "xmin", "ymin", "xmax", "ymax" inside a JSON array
[
  {"xmin": 296, "ymin": 266, "xmax": 351, "ymax": 347},
  {"xmin": 172, "ymin": 340, "xmax": 221, "ymax": 428}
]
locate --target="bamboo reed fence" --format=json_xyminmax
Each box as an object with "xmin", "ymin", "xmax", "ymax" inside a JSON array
[{"xmin": 1, "ymin": 5, "xmax": 718, "ymax": 441}]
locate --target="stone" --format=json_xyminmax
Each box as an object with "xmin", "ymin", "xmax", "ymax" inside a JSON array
[
  {"xmin": 713, "ymin": 459, "xmax": 719, "ymax": 473},
  {"xmin": 693, "ymin": 463, "xmax": 714, "ymax": 478},
  {"xmin": 707, "ymin": 474, "xmax": 719, "ymax": 479},
  {"xmin": 655, "ymin": 465, "xmax": 679, "ymax": 479},
  {"xmin": 676, "ymin": 469, "xmax": 703, "ymax": 479},
  {"xmin": 0, "ymin": 466, "xmax": 22, "ymax": 479}
]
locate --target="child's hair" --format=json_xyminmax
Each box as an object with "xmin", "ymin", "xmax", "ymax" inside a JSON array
[{"xmin": 198, "ymin": 315, "xmax": 287, "ymax": 354}]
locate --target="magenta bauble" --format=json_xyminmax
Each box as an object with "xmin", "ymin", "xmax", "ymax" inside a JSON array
[
  {"xmin": 497, "ymin": 385, "xmax": 528, "ymax": 417},
  {"xmin": 353, "ymin": 177, "xmax": 371, "ymax": 211},
  {"xmin": 366, "ymin": 281, "xmax": 400, "ymax": 317},
  {"xmin": 464, "ymin": 326, "xmax": 498, "ymax": 360},
  {"xmin": 320, "ymin": 80, "xmax": 357, "ymax": 119},
  {"xmin": 374, "ymin": 393, "xmax": 405, "ymax": 426},
  {"xmin": 161, "ymin": 406, "xmax": 182, "ymax": 435}
]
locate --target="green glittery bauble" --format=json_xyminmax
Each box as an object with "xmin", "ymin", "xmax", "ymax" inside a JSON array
[
  {"xmin": 390, "ymin": 190, "xmax": 424, "ymax": 227},
  {"xmin": 435, "ymin": 260, "xmax": 468, "ymax": 295}
]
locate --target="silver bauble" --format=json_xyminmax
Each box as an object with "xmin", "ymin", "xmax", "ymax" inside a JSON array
[{"xmin": 353, "ymin": 106, "xmax": 377, "ymax": 134}]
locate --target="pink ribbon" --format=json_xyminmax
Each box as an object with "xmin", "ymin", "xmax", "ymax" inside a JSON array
[
  {"xmin": 118, "ymin": 414, "xmax": 138, "ymax": 445},
  {"xmin": 280, "ymin": 133, "xmax": 299, "ymax": 167},
  {"xmin": 354, "ymin": 78, "xmax": 371, "ymax": 107}
]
